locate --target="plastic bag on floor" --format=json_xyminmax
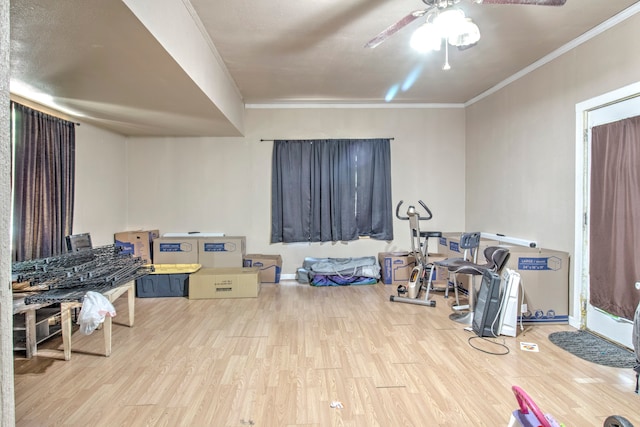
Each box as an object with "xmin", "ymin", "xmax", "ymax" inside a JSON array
[{"xmin": 77, "ymin": 291, "xmax": 116, "ymax": 335}]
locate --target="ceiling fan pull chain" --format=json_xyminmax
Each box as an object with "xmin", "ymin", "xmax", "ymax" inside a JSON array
[{"xmin": 443, "ymin": 41, "xmax": 451, "ymax": 70}]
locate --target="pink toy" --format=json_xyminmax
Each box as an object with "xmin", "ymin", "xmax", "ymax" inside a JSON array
[{"xmin": 507, "ymin": 386, "xmax": 563, "ymax": 427}]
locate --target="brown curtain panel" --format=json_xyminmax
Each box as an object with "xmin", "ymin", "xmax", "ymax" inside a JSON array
[
  {"xmin": 11, "ymin": 102, "xmax": 76, "ymax": 261},
  {"xmin": 590, "ymin": 115, "xmax": 640, "ymax": 320}
]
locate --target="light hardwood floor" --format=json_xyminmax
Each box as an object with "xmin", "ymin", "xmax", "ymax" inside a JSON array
[{"xmin": 13, "ymin": 281, "xmax": 639, "ymax": 426}]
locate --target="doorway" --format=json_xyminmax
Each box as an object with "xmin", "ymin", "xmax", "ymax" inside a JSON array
[{"xmin": 574, "ymin": 82, "xmax": 640, "ymax": 349}]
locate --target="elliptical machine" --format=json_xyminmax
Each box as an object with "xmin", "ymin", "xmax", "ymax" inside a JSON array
[{"xmin": 389, "ymin": 200, "xmax": 442, "ymax": 307}]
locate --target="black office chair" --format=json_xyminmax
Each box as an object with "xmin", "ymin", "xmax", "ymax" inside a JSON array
[
  {"xmin": 446, "ymin": 246, "xmax": 511, "ymax": 324},
  {"xmin": 427, "ymin": 232, "xmax": 481, "ymax": 304}
]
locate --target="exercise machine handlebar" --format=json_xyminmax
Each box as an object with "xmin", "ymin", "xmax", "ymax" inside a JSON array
[{"xmin": 395, "ymin": 200, "xmax": 433, "ymax": 221}]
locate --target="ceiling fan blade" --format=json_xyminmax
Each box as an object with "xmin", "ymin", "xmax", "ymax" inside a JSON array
[
  {"xmin": 364, "ymin": 9, "xmax": 429, "ymax": 49},
  {"xmin": 477, "ymin": 0, "xmax": 566, "ymax": 5}
]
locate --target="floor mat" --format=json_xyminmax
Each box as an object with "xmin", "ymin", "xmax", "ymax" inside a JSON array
[{"xmin": 548, "ymin": 330, "xmax": 636, "ymax": 368}]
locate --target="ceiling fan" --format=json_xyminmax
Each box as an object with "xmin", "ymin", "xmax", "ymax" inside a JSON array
[{"xmin": 364, "ymin": 0, "xmax": 567, "ymax": 51}]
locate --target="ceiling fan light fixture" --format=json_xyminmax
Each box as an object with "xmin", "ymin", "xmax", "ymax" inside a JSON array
[
  {"xmin": 448, "ymin": 18, "xmax": 481, "ymax": 47},
  {"xmin": 433, "ymin": 7, "xmax": 466, "ymax": 34},
  {"xmin": 410, "ymin": 6, "xmax": 481, "ymax": 66},
  {"xmin": 368, "ymin": 0, "xmax": 567, "ymax": 73},
  {"xmin": 409, "ymin": 22, "xmax": 442, "ymax": 52}
]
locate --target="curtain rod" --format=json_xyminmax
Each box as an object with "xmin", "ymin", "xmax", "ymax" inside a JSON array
[{"xmin": 260, "ymin": 137, "xmax": 394, "ymax": 142}]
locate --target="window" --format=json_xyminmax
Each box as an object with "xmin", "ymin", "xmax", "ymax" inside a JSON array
[{"xmin": 271, "ymin": 138, "xmax": 393, "ymax": 243}]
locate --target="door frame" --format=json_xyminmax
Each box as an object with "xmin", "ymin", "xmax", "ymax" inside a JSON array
[{"xmin": 573, "ymin": 81, "xmax": 640, "ymax": 335}]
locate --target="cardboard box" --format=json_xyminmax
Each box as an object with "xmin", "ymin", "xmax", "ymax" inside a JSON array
[
  {"xmin": 501, "ymin": 246, "xmax": 570, "ymax": 324},
  {"xmin": 447, "ymin": 235, "xmax": 498, "ymax": 258},
  {"xmin": 153, "ymin": 237, "xmax": 198, "ymax": 264},
  {"xmin": 437, "ymin": 232, "xmax": 498, "ymax": 258},
  {"xmin": 427, "ymin": 253, "xmax": 448, "ymax": 283},
  {"xmin": 198, "ymin": 236, "xmax": 246, "ymax": 268},
  {"xmin": 437, "ymin": 232, "xmax": 462, "ymax": 257},
  {"xmin": 114, "ymin": 230, "xmax": 159, "ymax": 264},
  {"xmin": 378, "ymin": 252, "xmax": 416, "ymax": 285},
  {"xmin": 189, "ymin": 267, "xmax": 260, "ymax": 299},
  {"xmin": 243, "ymin": 254, "xmax": 283, "ymax": 283}
]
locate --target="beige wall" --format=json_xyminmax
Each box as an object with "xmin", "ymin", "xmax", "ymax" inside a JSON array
[
  {"xmin": 466, "ymin": 14, "xmax": 640, "ymax": 252},
  {"xmin": 73, "ymin": 124, "xmax": 128, "ymax": 246},
  {"xmin": 465, "ymin": 14, "xmax": 640, "ymax": 317},
  {"xmin": 466, "ymin": 15, "xmax": 640, "ymax": 255},
  {"xmin": 126, "ymin": 107, "xmax": 467, "ymax": 273}
]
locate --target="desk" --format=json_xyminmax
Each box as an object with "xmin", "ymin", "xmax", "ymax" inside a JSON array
[{"xmin": 60, "ymin": 280, "xmax": 135, "ymax": 361}]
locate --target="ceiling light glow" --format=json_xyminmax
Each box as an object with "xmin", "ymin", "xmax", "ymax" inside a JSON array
[
  {"xmin": 410, "ymin": 6, "xmax": 480, "ymax": 69},
  {"xmin": 410, "ymin": 23, "xmax": 441, "ymax": 53},
  {"xmin": 385, "ymin": 83, "xmax": 401, "ymax": 102}
]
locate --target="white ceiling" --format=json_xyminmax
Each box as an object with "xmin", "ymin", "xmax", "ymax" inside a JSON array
[{"xmin": 9, "ymin": 0, "xmax": 640, "ymax": 137}]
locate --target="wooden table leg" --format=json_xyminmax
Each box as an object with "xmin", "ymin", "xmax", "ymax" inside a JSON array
[
  {"xmin": 103, "ymin": 314, "xmax": 112, "ymax": 357},
  {"xmin": 127, "ymin": 282, "xmax": 135, "ymax": 327},
  {"xmin": 60, "ymin": 302, "xmax": 74, "ymax": 361},
  {"xmin": 24, "ymin": 309, "xmax": 36, "ymax": 359},
  {"xmin": 102, "ymin": 281, "xmax": 135, "ymax": 357}
]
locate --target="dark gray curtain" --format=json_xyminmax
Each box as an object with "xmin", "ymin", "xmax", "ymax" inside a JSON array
[
  {"xmin": 271, "ymin": 138, "xmax": 392, "ymax": 243},
  {"xmin": 11, "ymin": 102, "xmax": 76, "ymax": 261},
  {"xmin": 590, "ymin": 116, "xmax": 640, "ymax": 320}
]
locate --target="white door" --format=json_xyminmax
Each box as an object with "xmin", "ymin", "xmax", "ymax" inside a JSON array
[{"xmin": 582, "ymin": 95, "xmax": 640, "ymax": 349}]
